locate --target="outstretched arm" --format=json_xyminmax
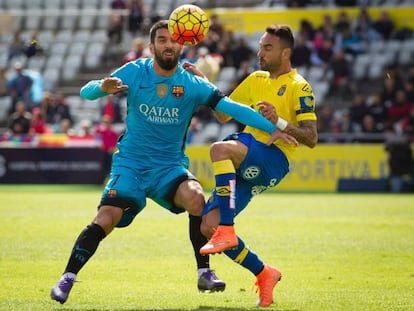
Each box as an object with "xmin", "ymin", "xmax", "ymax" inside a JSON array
[
  {"xmin": 80, "ymin": 77, "xmax": 128, "ymax": 100},
  {"xmin": 215, "ymin": 98, "xmax": 298, "ymax": 147}
]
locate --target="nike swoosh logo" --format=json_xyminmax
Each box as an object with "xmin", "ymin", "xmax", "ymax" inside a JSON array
[
  {"xmin": 204, "ymin": 241, "xmax": 232, "ymax": 249},
  {"xmin": 75, "ymin": 246, "xmax": 91, "ymax": 254}
]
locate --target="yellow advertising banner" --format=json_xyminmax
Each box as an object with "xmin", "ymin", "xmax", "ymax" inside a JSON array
[
  {"xmin": 207, "ymin": 6, "xmax": 414, "ymax": 35},
  {"xmin": 187, "ymin": 144, "xmax": 390, "ymax": 192}
]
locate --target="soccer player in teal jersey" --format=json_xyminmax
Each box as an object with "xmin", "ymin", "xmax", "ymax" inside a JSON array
[
  {"xmin": 199, "ymin": 25, "xmax": 318, "ymax": 307},
  {"xmin": 50, "ymin": 20, "xmax": 297, "ymax": 305}
]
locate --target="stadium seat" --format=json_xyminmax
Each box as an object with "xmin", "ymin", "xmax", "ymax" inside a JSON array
[
  {"xmin": 60, "ymin": 13, "xmax": 78, "ymax": 30},
  {"xmin": 27, "ymin": 55, "xmax": 47, "ymax": 72},
  {"xmin": 73, "ymin": 30, "xmax": 91, "ymax": 43},
  {"xmin": 24, "ymin": 14, "xmax": 43, "ymax": 30},
  {"xmin": 78, "ymin": 14, "xmax": 96, "ymax": 29},
  {"xmin": 43, "ymin": 0, "xmax": 62, "ymax": 9},
  {"xmin": 68, "ymin": 42, "xmax": 87, "ymax": 56},
  {"xmin": 54, "ymin": 30, "xmax": 73, "ymax": 43},
  {"xmin": 0, "ymin": 96, "xmax": 12, "ymax": 123},
  {"xmin": 42, "ymin": 15, "xmax": 60, "ymax": 30},
  {"xmin": 42, "ymin": 67, "xmax": 60, "ymax": 91},
  {"xmin": 50, "ymin": 42, "xmax": 69, "ymax": 56}
]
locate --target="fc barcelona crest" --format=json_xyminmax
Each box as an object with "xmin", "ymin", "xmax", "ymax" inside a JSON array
[{"xmin": 172, "ymin": 85, "xmax": 184, "ymax": 98}]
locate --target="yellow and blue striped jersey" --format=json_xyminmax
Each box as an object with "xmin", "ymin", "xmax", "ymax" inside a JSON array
[{"xmin": 229, "ymin": 69, "xmax": 316, "ymax": 161}]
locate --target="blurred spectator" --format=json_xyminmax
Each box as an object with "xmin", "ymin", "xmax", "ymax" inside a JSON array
[
  {"xmin": 366, "ymin": 91, "xmax": 388, "ymax": 132},
  {"xmin": 95, "ymin": 114, "xmax": 119, "ymax": 177},
  {"xmin": 53, "ymin": 92, "xmax": 73, "ymax": 126},
  {"xmin": 328, "ymin": 48, "xmax": 351, "ymax": 95},
  {"xmin": 335, "ymin": 0, "xmax": 356, "ymax": 6},
  {"xmin": 298, "ymin": 19, "xmax": 315, "ymax": 42},
  {"xmin": 311, "ymin": 38, "xmax": 334, "ymax": 66},
  {"xmin": 231, "ymin": 37, "xmax": 254, "ymax": 70},
  {"xmin": 77, "ymin": 119, "xmax": 92, "ymax": 136},
  {"xmin": 180, "ymin": 46, "xmax": 198, "ymax": 64},
  {"xmin": 291, "ymin": 34, "xmax": 312, "ymax": 68},
  {"xmin": 107, "ymin": 13, "xmax": 124, "ymax": 45},
  {"xmin": 401, "ymin": 105, "xmax": 414, "ymax": 143},
  {"xmin": 29, "ymin": 106, "xmax": 48, "ymax": 134},
  {"xmin": 56, "ymin": 118, "xmax": 73, "ymax": 134},
  {"xmin": 334, "ymin": 11, "xmax": 351, "ymax": 34},
  {"xmin": 126, "ymin": 0, "xmax": 145, "ymax": 35},
  {"xmin": 353, "ymin": 8, "xmax": 381, "ymax": 42},
  {"xmin": 24, "ymin": 31, "xmax": 44, "ymax": 59},
  {"xmin": 7, "ymin": 31, "xmax": 26, "ymax": 64},
  {"xmin": 286, "ymin": 0, "xmax": 312, "ymax": 7},
  {"xmin": 122, "ymin": 37, "xmax": 145, "ymax": 64},
  {"xmin": 386, "ymin": 137, "xmax": 414, "ymax": 192},
  {"xmin": 387, "ymin": 89, "xmax": 412, "ymax": 124},
  {"xmin": 348, "ymin": 93, "xmax": 368, "ymax": 133},
  {"xmin": 336, "ymin": 25, "xmax": 362, "ymax": 57},
  {"xmin": 195, "ymin": 47, "xmax": 221, "ymax": 83},
  {"xmin": 216, "ymin": 41, "xmax": 234, "ymax": 68},
  {"xmin": 40, "ymin": 91, "xmax": 56, "ymax": 124},
  {"xmin": 358, "ymin": 114, "xmax": 385, "ymax": 143},
  {"xmin": 7, "ymin": 101, "xmax": 32, "ymax": 134},
  {"xmin": 0, "ymin": 67, "xmax": 8, "ymax": 97},
  {"xmin": 403, "ymin": 78, "xmax": 414, "ymax": 105},
  {"xmin": 208, "ymin": 14, "xmax": 225, "ymax": 38},
  {"xmin": 317, "ymin": 105, "xmax": 335, "ymax": 133},
  {"xmin": 380, "ymin": 77, "xmax": 397, "ymax": 107},
  {"xmin": 101, "ymin": 94, "xmax": 123, "ymax": 124},
  {"xmin": 373, "ymin": 10, "xmax": 394, "ymax": 40},
  {"xmin": 7, "ymin": 62, "xmax": 33, "ymax": 113},
  {"xmin": 111, "ymin": 0, "xmax": 126, "ymax": 9},
  {"xmin": 318, "ymin": 15, "xmax": 335, "ymax": 43}
]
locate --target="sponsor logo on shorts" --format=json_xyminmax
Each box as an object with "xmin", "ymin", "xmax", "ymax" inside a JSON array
[{"xmin": 243, "ymin": 166, "xmax": 260, "ymax": 179}]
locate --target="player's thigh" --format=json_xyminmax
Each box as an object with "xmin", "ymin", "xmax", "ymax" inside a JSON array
[{"xmin": 101, "ymin": 165, "xmax": 147, "ymax": 227}]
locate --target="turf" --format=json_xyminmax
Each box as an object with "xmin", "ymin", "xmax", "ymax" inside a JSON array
[{"xmin": 0, "ymin": 185, "xmax": 413, "ymax": 311}]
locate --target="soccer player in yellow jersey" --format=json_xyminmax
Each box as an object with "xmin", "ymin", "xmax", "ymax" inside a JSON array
[{"xmin": 199, "ymin": 25, "xmax": 318, "ymax": 307}]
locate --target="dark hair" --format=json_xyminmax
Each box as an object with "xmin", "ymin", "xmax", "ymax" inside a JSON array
[
  {"xmin": 149, "ymin": 20, "xmax": 169, "ymax": 44},
  {"xmin": 265, "ymin": 25, "xmax": 294, "ymax": 50}
]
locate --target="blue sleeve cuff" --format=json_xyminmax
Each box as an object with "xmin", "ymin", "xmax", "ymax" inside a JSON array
[{"xmin": 80, "ymin": 80, "xmax": 108, "ymax": 100}]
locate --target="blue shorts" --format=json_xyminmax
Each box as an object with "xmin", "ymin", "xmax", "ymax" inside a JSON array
[
  {"xmin": 100, "ymin": 152, "xmax": 194, "ymax": 227},
  {"xmin": 202, "ymin": 132, "xmax": 289, "ymax": 217}
]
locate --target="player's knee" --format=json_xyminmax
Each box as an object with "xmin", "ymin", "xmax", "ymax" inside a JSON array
[
  {"xmin": 183, "ymin": 191, "xmax": 205, "ymax": 216},
  {"xmin": 210, "ymin": 141, "xmax": 233, "ymax": 161}
]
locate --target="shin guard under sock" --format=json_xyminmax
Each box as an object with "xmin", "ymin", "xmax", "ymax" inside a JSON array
[
  {"xmin": 224, "ymin": 236, "xmax": 264, "ymax": 275},
  {"xmin": 189, "ymin": 214, "xmax": 209, "ymax": 269},
  {"xmin": 213, "ymin": 159, "xmax": 236, "ymax": 225},
  {"xmin": 64, "ymin": 223, "xmax": 106, "ymax": 274}
]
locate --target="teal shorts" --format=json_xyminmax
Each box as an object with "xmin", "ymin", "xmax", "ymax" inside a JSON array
[{"xmin": 100, "ymin": 153, "xmax": 195, "ymax": 227}]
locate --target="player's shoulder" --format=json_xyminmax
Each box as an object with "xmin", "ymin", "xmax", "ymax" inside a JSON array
[{"xmin": 248, "ymin": 70, "xmax": 270, "ymax": 79}]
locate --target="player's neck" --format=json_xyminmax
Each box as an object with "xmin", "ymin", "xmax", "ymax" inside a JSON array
[
  {"xmin": 153, "ymin": 62, "xmax": 178, "ymax": 77},
  {"xmin": 269, "ymin": 64, "xmax": 292, "ymax": 79}
]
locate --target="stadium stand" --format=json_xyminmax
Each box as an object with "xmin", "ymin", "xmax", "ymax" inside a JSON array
[{"xmin": 0, "ymin": 1, "xmax": 413, "ymax": 145}]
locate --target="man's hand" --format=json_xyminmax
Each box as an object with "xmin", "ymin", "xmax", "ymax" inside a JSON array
[
  {"xmin": 182, "ymin": 61, "xmax": 208, "ymax": 80},
  {"xmin": 100, "ymin": 77, "xmax": 128, "ymax": 94},
  {"xmin": 266, "ymin": 128, "xmax": 299, "ymax": 147},
  {"xmin": 257, "ymin": 101, "xmax": 277, "ymax": 124}
]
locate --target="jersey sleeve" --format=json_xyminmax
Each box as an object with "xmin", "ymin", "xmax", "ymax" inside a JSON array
[
  {"xmin": 215, "ymin": 97, "xmax": 277, "ymax": 134},
  {"xmin": 294, "ymin": 81, "xmax": 317, "ymax": 122}
]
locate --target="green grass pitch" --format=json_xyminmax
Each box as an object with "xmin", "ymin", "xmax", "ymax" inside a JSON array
[{"xmin": 0, "ymin": 185, "xmax": 413, "ymax": 311}]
